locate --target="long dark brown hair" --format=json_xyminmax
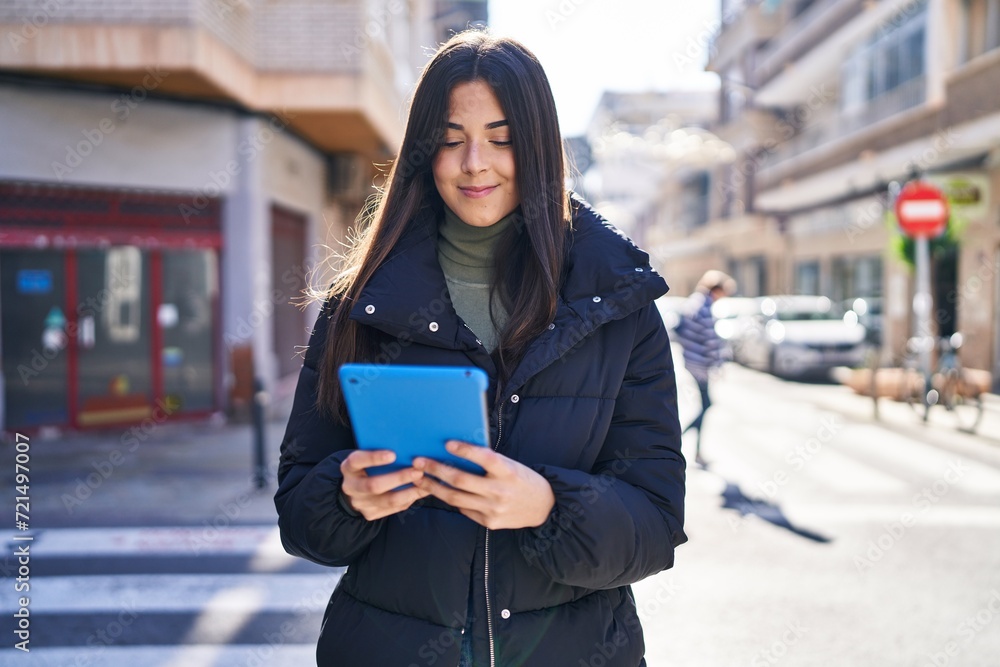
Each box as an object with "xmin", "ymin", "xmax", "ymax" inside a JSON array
[{"xmin": 317, "ymin": 30, "xmax": 570, "ymax": 421}]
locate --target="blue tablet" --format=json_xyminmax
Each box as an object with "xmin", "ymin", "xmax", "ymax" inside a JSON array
[{"xmin": 338, "ymin": 364, "xmax": 491, "ymax": 476}]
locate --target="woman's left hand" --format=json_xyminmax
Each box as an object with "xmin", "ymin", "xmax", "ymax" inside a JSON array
[{"xmin": 412, "ymin": 441, "xmax": 555, "ymax": 530}]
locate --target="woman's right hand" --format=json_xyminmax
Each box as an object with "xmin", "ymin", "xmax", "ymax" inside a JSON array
[{"xmin": 340, "ymin": 450, "xmax": 431, "ymax": 521}]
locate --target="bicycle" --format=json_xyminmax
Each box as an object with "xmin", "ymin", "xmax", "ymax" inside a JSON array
[{"xmin": 899, "ymin": 333, "xmax": 985, "ymax": 434}]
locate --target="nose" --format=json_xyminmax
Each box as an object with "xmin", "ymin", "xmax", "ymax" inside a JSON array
[{"xmin": 461, "ymin": 142, "xmax": 487, "ymax": 175}]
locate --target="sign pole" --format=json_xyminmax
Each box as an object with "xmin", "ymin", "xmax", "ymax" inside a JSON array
[
  {"xmin": 894, "ymin": 179, "xmax": 949, "ymax": 418},
  {"xmin": 913, "ymin": 235, "xmax": 934, "ymax": 412}
]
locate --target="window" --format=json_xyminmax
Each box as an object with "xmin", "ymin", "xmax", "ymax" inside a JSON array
[
  {"xmin": 960, "ymin": 0, "xmax": 1000, "ymax": 63},
  {"xmin": 679, "ymin": 172, "xmax": 711, "ymax": 229},
  {"xmin": 794, "ymin": 261, "xmax": 820, "ymax": 296},
  {"xmin": 791, "ymin": 0, "xmax": 818, "ymax": 18},
  {"xmin": 746, "ymin": 256, "xmax": 767, "ymax": 297},
  {"xmin": 830, "ymin": 254, "xmax": 883, "ymax": 303},
  {"xmin": 842, "ymin": 0, "xmax": 927, "ymax": 109}
]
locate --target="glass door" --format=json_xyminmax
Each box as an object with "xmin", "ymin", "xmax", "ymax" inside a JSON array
[
  {"xmin": 160, "ymin": 249, "xmax": 218, "ymax": 413},
  {"xmin": 76, "ymin": 247, "xmax": 153, "ymax": 426},
  {"xmin": 1, "ymin": 250, "xmax": 69, "ymax": 428},
  {"xmin": 3, "ymin": 245, "xmax": 218, "ymax": 430}
]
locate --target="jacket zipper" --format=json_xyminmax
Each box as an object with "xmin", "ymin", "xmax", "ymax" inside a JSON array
[
  {"xmin": 485, "ymin": 399, "xmax": 503, "ymax": 667},
  {"xmin": 466, "ymin": 320, "xmax": 500, "ymax": 667}
]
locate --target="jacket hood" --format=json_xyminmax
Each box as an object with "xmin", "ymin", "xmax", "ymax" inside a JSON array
[
  {"xmin": 347, "ymin": 193, "xmax": 668, "ymax": 398},
  {"xmin": 560, "ymin": 193, "xmax": 668, "ymax": 324},
  {"xmin": 349, "ymin": 194, "xmax": 667, "ymax": 333}
]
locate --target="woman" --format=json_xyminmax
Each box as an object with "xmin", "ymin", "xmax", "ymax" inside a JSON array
[
  {"xmin": 675, "ymin": 270, "xmax": 736, "ymax": 467},
  {"xmin": 275, "ymin": 30, "xmax": 686, "ymax": 667}
]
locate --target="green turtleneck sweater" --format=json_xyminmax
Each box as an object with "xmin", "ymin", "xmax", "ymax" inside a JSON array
[{"xmin": 436, "ymin": 206, "xmax": 514, "ymax": 352}]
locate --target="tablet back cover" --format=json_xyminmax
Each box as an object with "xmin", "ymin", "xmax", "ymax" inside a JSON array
[{"xmin": 338, "ymin": 364, "xmax": 490, "ymax": 475}]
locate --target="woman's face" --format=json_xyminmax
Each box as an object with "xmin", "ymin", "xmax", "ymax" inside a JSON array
[{"xmin": 432, "ymin": 80, "xmax": 519, "ymax": 228}]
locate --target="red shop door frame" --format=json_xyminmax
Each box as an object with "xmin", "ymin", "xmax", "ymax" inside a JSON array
[{"xmin": 0, "ymin": 182, "xmax": 223, "ymax": 432}]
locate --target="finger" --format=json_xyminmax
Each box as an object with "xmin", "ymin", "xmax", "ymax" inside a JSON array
[
  {"xmin": 353, "ymin": 483, "xmax": 430, "ymax": 521},
  {"xmin": 390, "ymin": 485, "xmax": 432, "ymax": 511},
  {"xmin": 444, "ymin": 441, "xmax": 505, "ymax": 474},
  {"xmin": 414, "ymin": 475, "xmax": 490, "ymax": 513},
  {"xmin": 412, "ymin": 457, "xmax": 483, "ymax": 492},
  {"xmin": 357, "ymin": 467, "xmax": 425, "ymax": 497},
  {"xmin": 342, "ymin": 449, "xmax": 397, "ymax": 475},
  {"xmin": 364, "ymin": 485, "xmax": 432, "ymax": 521}
]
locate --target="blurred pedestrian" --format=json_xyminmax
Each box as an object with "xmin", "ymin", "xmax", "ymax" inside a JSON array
[
  {"xmin": 274, "ymin": 30, "xmax": 686, "ymax": 667},
  {"xmin": 675, "ymin": 270, "xmax": 736, "ymax": 467}
]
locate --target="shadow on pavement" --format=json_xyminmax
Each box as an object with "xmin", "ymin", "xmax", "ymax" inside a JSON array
[{"xmin": 712, "ymin": 473, "xmax": 832, "ymax": 543}]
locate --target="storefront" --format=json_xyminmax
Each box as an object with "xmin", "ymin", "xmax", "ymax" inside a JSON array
[{"xmin": 1, "ymin": 182, "xmax": 222, "ymax": 430}]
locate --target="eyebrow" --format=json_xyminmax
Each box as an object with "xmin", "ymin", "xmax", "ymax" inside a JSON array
[{"xmin": 446, "ymin": 120, "xmax": 509, "ymax": 130}]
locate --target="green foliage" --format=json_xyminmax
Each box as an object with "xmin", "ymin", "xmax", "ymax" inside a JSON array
[{"xmin": 885, "ymin": 211, "xmax": 965, "ymax": 268}]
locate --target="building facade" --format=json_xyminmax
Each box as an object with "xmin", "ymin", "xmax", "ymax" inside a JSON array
[
  {"xmin": 0, "ymin": 0, "xmax": 436, "ymax": 431},
  {"xmin": 661, "ymin": 0, "xmax": 1000, "ymax": 386},
  {"xmin": 583, "ymin": 90, "xmax": 720, "ymax": 250}
]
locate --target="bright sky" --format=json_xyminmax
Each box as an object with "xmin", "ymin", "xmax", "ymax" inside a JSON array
[{"xmin": 488, "ymin": 0, "xmax": 722, "ymax": 136}]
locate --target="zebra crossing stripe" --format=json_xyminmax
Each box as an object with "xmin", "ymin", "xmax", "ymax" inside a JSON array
[
  {"xmin": 0, "ymin": 572, "xmax": 341, "ymax": 614},
  {"xmin": 0, "ymin": 645, "xmax": 317, "ymax": 667},
  {"xmin": 21, "ymin": 525, "xmax": 285, "ymax": 556}
]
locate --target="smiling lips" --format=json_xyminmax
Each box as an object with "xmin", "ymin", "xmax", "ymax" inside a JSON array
[{"xmin": 459, "ymin": 185, "xmax": 498, "ymax": 199}]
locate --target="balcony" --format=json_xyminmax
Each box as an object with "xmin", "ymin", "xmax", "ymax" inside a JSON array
[
  {"xmin": 714, "ymin": 107, "xmax": 784, "ymax": 152},
  {"xmin": 0, "ymin": 0, "xmax": 406, "ymax": 157},
  {"xmin": 753, "ymin": 0, "xmax": 863, "ymax": 89},
  {"xmin": 707, "ymin": 1, "xmax": 781, "ymax": 73},
  {"xmin": 757, "ymin": 76, "xmax": 926, "ymax": 183},
  {"xmin": 945, "ymin": 47, "xmax": 1000, "ymax": 128}
]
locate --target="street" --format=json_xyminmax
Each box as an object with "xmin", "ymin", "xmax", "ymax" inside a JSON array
[
  {"xmin": 640, "ymin": 359, "xmax": 1000, "ymax": 667},
  {"xmin": 3, "ymin": 357, "xmax": 1000, "ymax": 666}
]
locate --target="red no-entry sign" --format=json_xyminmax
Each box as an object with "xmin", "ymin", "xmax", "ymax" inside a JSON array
[{"xmin": 895, "ymin": 181, "xmax": 949, "ymax": 238}]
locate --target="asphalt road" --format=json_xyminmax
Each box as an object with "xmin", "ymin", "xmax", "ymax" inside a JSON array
[{"xmin": 3, "ymin": 357, "xmax": 999, "ymax": 666}]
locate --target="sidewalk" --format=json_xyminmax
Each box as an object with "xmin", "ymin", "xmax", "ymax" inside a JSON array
[
  {"xmin": 720, "ymin": 362, "xmax": 1000, "ymax": 467},
  {"xmin": 22, "ymin": 397, "xmax": 295, "ymax": 529}
]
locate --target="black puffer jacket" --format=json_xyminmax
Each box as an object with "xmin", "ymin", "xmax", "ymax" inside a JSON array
[{"xmin": 275, "ymin": 196, "xmax": 687, "ymax": 667}]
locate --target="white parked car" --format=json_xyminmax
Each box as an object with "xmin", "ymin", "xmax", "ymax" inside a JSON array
[
  {"xmin": 738, "ymin": 295, "xmax": 868, "ymax": 378},
  {"xmin": 656, "ymin": 295, "xmax": 689, "ymax": 331},
  {"xmin": 711, "ymin": 296, "xmax": 763, "ymax": 363}
]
